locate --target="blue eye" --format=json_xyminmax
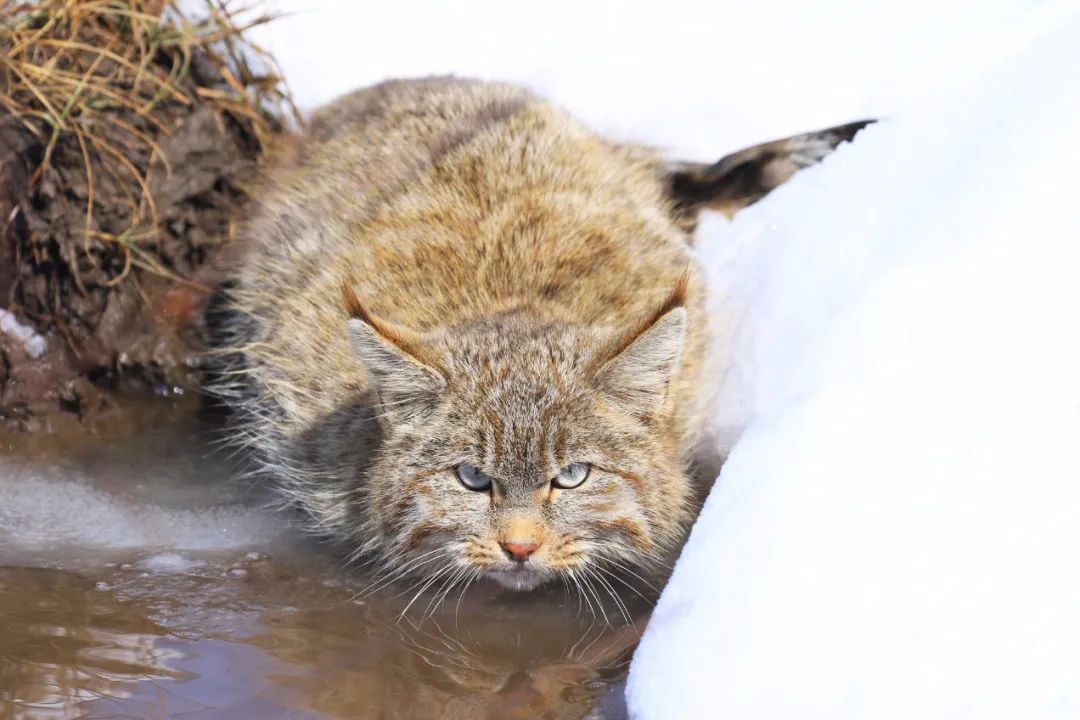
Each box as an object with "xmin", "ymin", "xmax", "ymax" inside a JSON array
[
  {"xmin": 456, "ymin": 464, "xmax": 493, "ymax": 491},
  {"xmin": 552, "ymin": 462, "xmax": 590, "ymax": 489}
]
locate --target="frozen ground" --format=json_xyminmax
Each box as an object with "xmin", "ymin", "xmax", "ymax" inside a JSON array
[{"xmin": 4, "ymin": 1, "xmax": 1079, "ymax": 717}]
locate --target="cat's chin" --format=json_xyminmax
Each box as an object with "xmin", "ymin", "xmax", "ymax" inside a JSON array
[{"xmin": 486, "ymin": 568, "xmax": 550, "ymax": 592}]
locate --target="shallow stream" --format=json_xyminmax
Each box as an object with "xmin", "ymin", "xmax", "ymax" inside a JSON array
[{"xmin": 0, "ymin": 408, "xmax": 652, "ymax": 719}]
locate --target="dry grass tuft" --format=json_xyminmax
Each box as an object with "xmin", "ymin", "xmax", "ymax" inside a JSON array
[
  {"xmin": 0, "ymin": 1, "xmax": 300, "ymax": 426},
  {"xmin": 0, "ymin": 0, "xmax": 297, "ymax": 289}
]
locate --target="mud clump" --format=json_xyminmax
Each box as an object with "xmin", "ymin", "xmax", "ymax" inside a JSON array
[{"xmin": 0, "ymin": 1, "xmax": 295, "ymax": 433}]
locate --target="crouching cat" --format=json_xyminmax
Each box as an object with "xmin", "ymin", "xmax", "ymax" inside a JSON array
[{"xmin": 211, "ymin": 77, "xmax": 868, "ymax": 592}]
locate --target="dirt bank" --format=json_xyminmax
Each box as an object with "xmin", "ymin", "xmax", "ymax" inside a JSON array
[{"xmin": 0, "ymin": 1, "xmax": 295, "ymax": 434}]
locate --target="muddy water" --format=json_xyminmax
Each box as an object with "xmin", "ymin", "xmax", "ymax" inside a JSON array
[{"xmin": 0, "ymin": 412, "xmax": 653, "ymax": 719}]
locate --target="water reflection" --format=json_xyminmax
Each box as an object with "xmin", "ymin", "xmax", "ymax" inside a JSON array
[
  {"xmin": 249, "ymin": 567, "xmax": 647, "ymax": 719},
  {"xmin": 0, "ymin": 549, "xmax": 649, "ymax": 719},
  {"xmin": 0, "ymin": 567, "xmax": 177, "ymax": 719}
]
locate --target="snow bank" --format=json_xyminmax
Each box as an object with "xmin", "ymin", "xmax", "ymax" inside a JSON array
[{"xmin": 628, "ymin": 13, "xmax": 1080, "ymax": 720}]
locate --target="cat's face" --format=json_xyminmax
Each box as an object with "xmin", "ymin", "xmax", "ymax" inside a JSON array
[{"xmin": 345, "ymin": 284, "xmax": 692, "ymax": 592}]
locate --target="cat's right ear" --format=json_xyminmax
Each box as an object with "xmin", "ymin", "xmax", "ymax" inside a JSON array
[
  {"xmin": 592, "ymin": 275, "xmax": 689, "ymax": 419},
  {"xmin": 342, "ymin": 283, "xmax": 445, "ymax": 417}
]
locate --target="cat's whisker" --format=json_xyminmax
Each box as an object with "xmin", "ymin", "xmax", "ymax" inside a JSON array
[
  {"xmin": 382, "ymin": 544, "xmax": 449, "ymax": 574},
  {"xmin": 572, "ymin": 617, "xmax": 607, "ymax": 661},
  {"xmin": 583, "ymin": 571, "xmax": 615, "ymax": 629},
  {"xmin": 428, "ymin": 615, "xmax": 478, "ymax": 660},
  {"xmin": 557, "ymin": 574, "xmax": 579, "ymax": 623},
  {"xmin": 388, "ymin": 622, "xmax": 480, "ymax": 674},
  {"xmin": 423, "ymin": 564, "xmax": 470, "ymax": 622},
  {"xmin": 396, "ymin": 564, "xmax": 449, "ymax": 606},
  {"xmin": 356, "ymin": 547, "xmax": 451, "ymax": 599},
  {"xmin": 600, "ymin": 556, "xmax": 662, "ymax": 597},
  {"xmin": 571, "ymin": 568, "xmax": 605, "ymax": 625},
  {"xmin": 397, "ymin": 562, "xmax": 458, "ymax": 623},
  {"xmin": 375, "ymin": 559, "xmax": 452, "ymax": 611},
  {"xmin": 594, "ymin": 563, "xmax": 655, "ymax": 607},
  {"xmin": 453, "ymin": 568, "xmax": 481, "ymax": 627},
  {"xmin": 586, "ymin": 565, "xmax": 633, "ymax": 625},
  {"xmin": 565, "ymin": 570, "xmax": 589, "ymax": 620},
  {"xmin": 566, "ymin": 614, "xmax": 601, "ymax": 660},
  {"xmin": 404, "ymin": 621, "xmax": 478, "ymax": 669},
  {"xmin": 579, "ymin": 563, "xmax": 629, "ymax": 624}
]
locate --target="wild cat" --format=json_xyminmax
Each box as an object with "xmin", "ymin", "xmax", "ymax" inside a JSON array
[{"xmin": 211, "ymin": 77, "xmax": 867, "ymax": 592}]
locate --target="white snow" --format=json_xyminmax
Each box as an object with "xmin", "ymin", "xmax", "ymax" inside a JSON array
[
  {"xmin": 247, "ymin": 0, "xmax": 1073, "ymax": 157},
  {"xmin": 0, "ymin": 308, "xmax": 46, "ymax": 359},
  {"xmin": 628, "ymin": 12, "xmax": 1080, "ymax": 720}
]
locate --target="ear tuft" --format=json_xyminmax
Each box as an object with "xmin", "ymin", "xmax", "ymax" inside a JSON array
[
  {"xmin": 341, "ymin": 281, "xmax": 367, "ymax": 320},
  {"xmin": 342, "ymin": 282, "xmax": 433, "ymax": 363},
  {"xmin": 657, "ymin": 270, "xmax": 689, "ymax": 317}
]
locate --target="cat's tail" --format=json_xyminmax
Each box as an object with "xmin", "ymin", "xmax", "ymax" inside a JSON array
[{"xmin": 666, "ymin": 119, "xmax": 875, "ymax": 222}]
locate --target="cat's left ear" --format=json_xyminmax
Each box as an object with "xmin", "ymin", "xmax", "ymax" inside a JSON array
[
  {"xmin": 593, "ymin": 276, "xmax": 688, "ymax": 419},
  {"xmin": 664, "ymin": 120, "xmax": 873, "ymax": 228}
]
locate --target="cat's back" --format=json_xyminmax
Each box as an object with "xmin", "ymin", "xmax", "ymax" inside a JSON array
[
  {"xmin": 228, "ymin": 76, "xmax": 698, "ymax": 429},
  {"xmin": 240, "ymin": 77, "xmax": 691, "ymax": 327}
]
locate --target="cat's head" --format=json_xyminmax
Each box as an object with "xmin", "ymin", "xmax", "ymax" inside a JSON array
[{"xmin": 342, "ymin": 280, "xmax": 692, "ymax": 592}]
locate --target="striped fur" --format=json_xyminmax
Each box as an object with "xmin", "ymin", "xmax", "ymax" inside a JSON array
[{"xmin": 210, "ymin": 77, "xmax": 866, "ymax": 593}]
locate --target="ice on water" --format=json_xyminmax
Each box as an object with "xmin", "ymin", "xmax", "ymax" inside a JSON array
[{"xmin": 0, "ymin": 438, "xmax": 287, "ymax": 567}]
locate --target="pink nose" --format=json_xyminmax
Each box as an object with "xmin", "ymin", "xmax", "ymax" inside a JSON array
[{"xmin": 500, "ymin": 541, "xmax": 540, "ymax": 562}]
